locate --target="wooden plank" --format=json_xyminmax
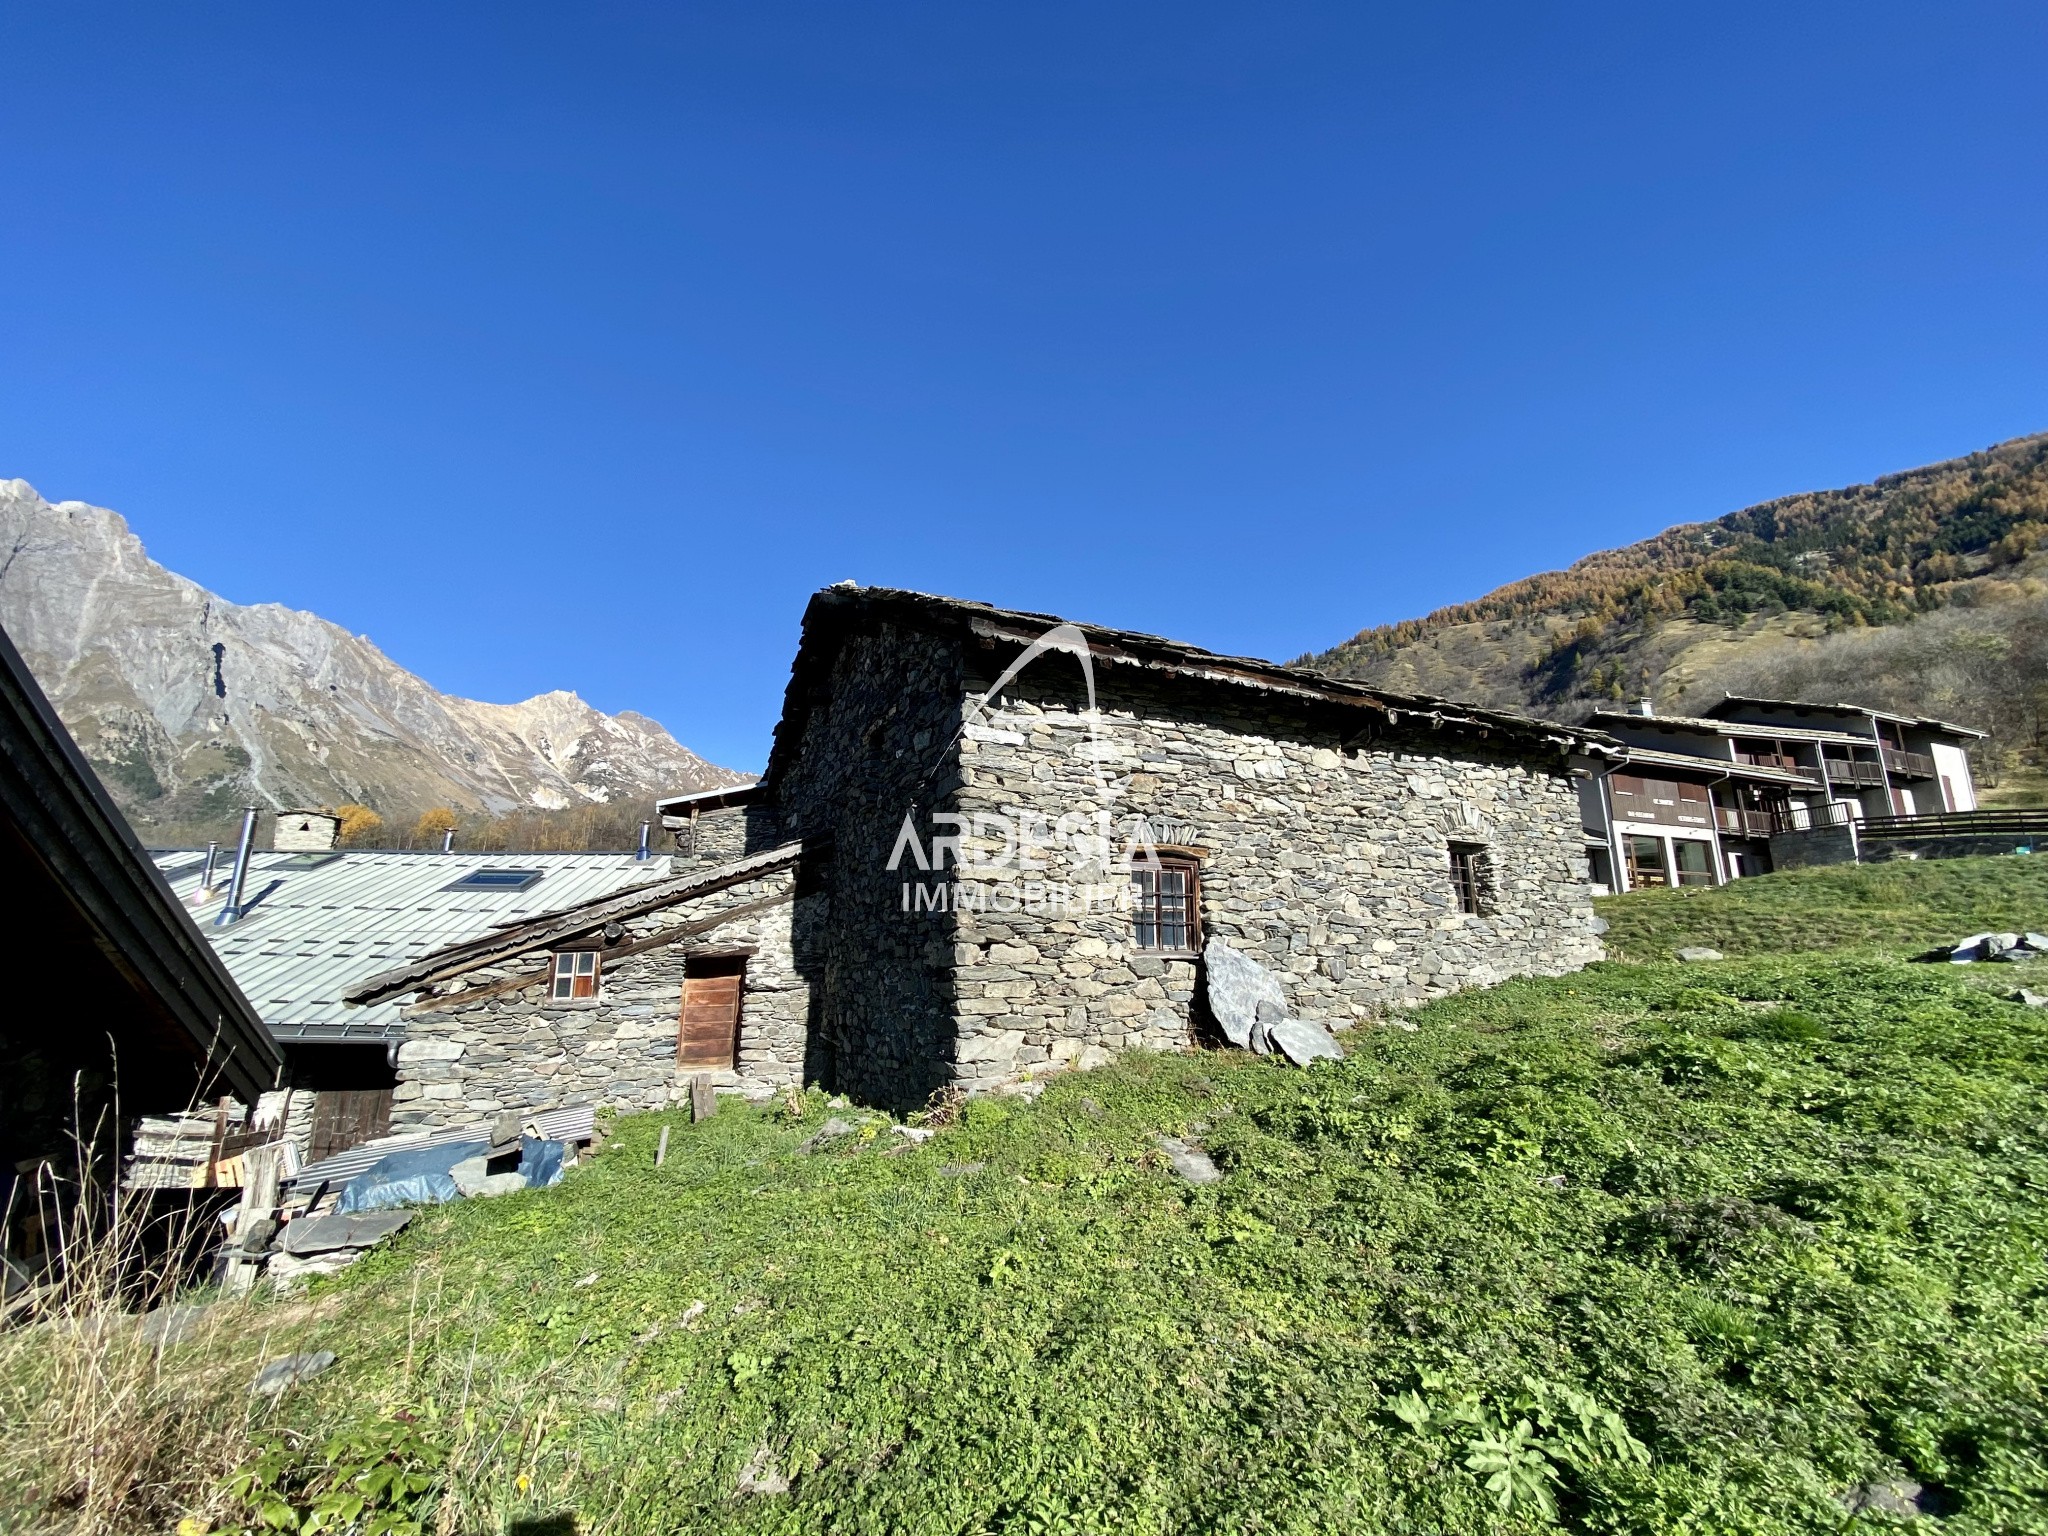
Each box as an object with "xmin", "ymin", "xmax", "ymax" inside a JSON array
[
  {"xmin": 690, "ymin": 1076, "xmax": 717, "ymax": 1122},
  {"xmin": 676, "ymin": 965, "xmax": 744, "ymax": 1069}
]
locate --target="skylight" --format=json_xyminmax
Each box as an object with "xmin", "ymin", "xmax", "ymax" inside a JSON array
[
  {"xmin": 443, "ymin": 868, "xmax": 544, "ymax": 892},
  {"xmin": 275, "ymin": 852, "xmax": 343, "ymax": 870}
]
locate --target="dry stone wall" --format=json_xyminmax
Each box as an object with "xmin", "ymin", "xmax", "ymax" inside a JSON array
[
  {"xmin": 388, "ymin": 866, "xmax": 812, "ymax": 1129},
  {"xmin": 773, "ymin": 622, "xmax": 966, "ymax": 1111},
  {"xmin": 940, "ymin": 662, "xmax": 1600, "ymax": 1089}
]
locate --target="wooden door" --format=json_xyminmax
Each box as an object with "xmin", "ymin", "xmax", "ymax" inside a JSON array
[
  {"xmin": 677, "ymin": 957, "xmax": 746, "ymax": 1070},
  {"xmin": 309, "ymin": 1089, "xmax": 393, "ymax": 1162}
]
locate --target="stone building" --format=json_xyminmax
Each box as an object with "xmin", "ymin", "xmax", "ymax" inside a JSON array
[{"xmin": 348, "ymin": 585, "xmax": 1611, "ymax": 1121}]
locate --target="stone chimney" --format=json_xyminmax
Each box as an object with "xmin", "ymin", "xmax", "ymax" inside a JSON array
[
  {"xmin": 272, "ymin": 809, "xmax": 342, "ymax": 852},
  {"xmin": 1634, "ymin": 699, "xmax": 1656, "ymax": 718}
]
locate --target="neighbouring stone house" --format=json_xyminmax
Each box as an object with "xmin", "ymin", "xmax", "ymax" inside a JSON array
[{"xmin": 348, "ymin": 586, "xmax": 1613, "ymax": 1121}]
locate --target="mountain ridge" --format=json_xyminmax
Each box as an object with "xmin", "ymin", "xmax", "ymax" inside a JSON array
[
  {"xmin": 0, "ymin": 479, "xmax": 746, "ymax": 834},
  {"xmin": 1302, "ymin": 433, "xmax": 2048, "ymax": 772}
]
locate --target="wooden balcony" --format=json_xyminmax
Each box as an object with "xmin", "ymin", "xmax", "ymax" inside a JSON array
[
  {"xmin": 1879, "ymin": 747, "xmax": 1937, "ymax": 779},
  {"xmin": 1715, "ymin": 806, "xmax": 1776, "ymax": 838}
]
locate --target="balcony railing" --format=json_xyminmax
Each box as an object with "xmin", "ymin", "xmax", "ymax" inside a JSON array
[
  {"xmin": 1772, "ymin": 801, "xmax": 1858, "ymax": 833},
  {"xmin": 1822, "ymin": 758, "xmax": 1886, "ymax": 787},
  {"xmin": 1734, "ymin": 751, "xmax": 1804, "ymax": 774},
  {"xmin": 1858, "ymin": 809, "xmax": 2048, "ymax": 841},
  {"xmin": 1879, "ymin": 747, "xmax": 1937, "ymax": 779},
  {"xmin": 1715, "ymin": 806, "xmax": 1777, "ymax": 838},
  {"xmin": 1768, "ymin": 806, "xmax": 2048, "ymax": 840}
]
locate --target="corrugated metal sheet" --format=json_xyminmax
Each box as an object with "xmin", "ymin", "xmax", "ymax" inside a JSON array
[
  {"xmin": 151, "ymin": 850, "xmax": 669, "ymax": 1039},
  {"xmin": 283, "ymin": 1103, "xmax": 598, "ymax": 1192}
]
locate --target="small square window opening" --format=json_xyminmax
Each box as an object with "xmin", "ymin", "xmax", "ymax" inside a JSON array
[
  {"xmin": 1449, "ymin": 842, "xmax": 1492, "ymax": 916},
  {"xmin": 1132, "ymin": 857, "xmax": 1200, "ymax": 952},
  {"xmin": 552, "ymin": 950, "xmax": 600, "ymax": 1001}
]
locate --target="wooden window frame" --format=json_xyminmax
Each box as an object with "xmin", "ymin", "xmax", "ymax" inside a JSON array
[
  {"xmin": 1448, "ymin": 841, "xmax": 1492, "ymax": 916},
  {"xmin": 551, "ymin": 949, "xmax": 601, "ymax": 1002},
  {"xmin": 1131, "ymin": 855, "xmax": 1201, "ymax": 954}
]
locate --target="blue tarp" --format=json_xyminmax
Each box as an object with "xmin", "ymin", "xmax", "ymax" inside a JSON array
[
  {"xmin": 518, "ymin": 1136, "xmax": 568, "ymax": 1189},
  {"xmin": 337, "ymin": 1140, "xmax": 487, "ymax": 1213}
]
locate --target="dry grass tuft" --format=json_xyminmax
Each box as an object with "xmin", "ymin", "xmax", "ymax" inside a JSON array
[{"xmin": 0, "ymin": 1161, "xmax": 274, "ymax": 1534}]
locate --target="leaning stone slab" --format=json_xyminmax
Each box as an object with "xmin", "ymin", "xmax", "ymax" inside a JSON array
[
  {"xmin": 250, "ymin": 1350, "xmax": 337, "ymax": 1400},
  {"xmin": 279, "ymin": 1211, "xmax": 413, "ymax": 1257},
  {"xmin": 1157, "ymin": 1136, "xmax": 1222, "ymax": 1185},
  {"xmin": 1267, "ymin": 1017, "xmax": 1344, "ymax": 1066},
  {"xmin": 1203, "ymin": 938, "xmax": 1287, "ymax": 1050}
]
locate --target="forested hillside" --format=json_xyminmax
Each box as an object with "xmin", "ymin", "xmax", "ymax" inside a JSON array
[{"xmin": 1306, "ymin": 433, "xmax": 2048, "ymax": 798}]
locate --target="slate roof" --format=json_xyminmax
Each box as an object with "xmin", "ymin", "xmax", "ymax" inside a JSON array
[
  {"xmin": 1704, "ymin": 694, "xmax": 1985, "ymax": 740},
  {"xmin": 1586, "ymin": 710, "xmax": 1882, "ymax": 747},
  {"xmin": 1609, "ymin": 745, "xmax": 1818, "ymax": 788},
  {"xmin": 763, "ymin": 585, "xmax": 1620, "ymax": 792},
  {"xmin": 151, "ymin": 849, "xmax": 672, "ymax": 1042}
]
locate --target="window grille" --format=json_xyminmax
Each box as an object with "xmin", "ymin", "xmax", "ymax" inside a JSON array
[
  {"xmin": 1131, "ymin": 857, "xmax": 1201, "ymax": 952},
  {"xmin": 1448, "ymin": 842, "xmax": 1492, "ymax": 916}
]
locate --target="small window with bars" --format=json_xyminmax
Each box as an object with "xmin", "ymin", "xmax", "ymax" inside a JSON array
[
  {"xmin": 1448, "ymin": 842, "xmax": 1492, "ymax": 916},
  {"xmin": 551, "ymin": 950, "xmax": 600, "ymax": 1001},
  {"xmin": 1131, "ymin": 857, "xmax": 1200, "ymax": 952}
]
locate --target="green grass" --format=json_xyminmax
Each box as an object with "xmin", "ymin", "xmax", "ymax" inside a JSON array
[
  {"xmin": 235, "ymin": 939, "xmax": 2048, "ymax": 1534},
  {"xmin": 1598, "ymin": 853, "xmax": 2048, "ymax": 961}
]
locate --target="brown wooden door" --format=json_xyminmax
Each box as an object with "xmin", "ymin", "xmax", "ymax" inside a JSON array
[
  {"xmin": 677, "ymin": 957, "xmax": 746, "ymax": 1070},
  {"xmin": 309, "ymin": 1089, "xmax": 393, "ymax": 1162}
]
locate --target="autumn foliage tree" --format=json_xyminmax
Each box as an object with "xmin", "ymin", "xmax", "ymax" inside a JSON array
[
  {"xmin": 412, "ymin": 807, "xmax": 459, "ymax": 846},
  {"xmin": 335, "ymin": 803, "xmax": 384, "ymax": 846}
]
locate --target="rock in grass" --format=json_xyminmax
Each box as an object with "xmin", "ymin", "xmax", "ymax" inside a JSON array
[
  {"xmin": 140, "ymin": 1302, "xmax": 209, "ymax": 1349},
  {"xmin": 1675, "ymin": 947, "xmax": 1724, "ymax": 963},
  {"xmin": 796, "ymin": 1117, "xmax": 859, "ymax": 1154},
  {"xmin": 279, "ymin": 1211, "xmax": 413, "ymax": 1256},
  {"xmin": 1266, "ymin": 1016, "xmax": 1344, "ymax": 1066},
  {"xmin": 1836, "ymin": 1480, "xmax": 1923, "ymax": 1518},
  {"xmin": 2013, "ymin": 989, "xmax": 2048, "ymax": 1008},
  {"xmin": 1157, "ymin": 1136, "xmax": 1222, "ymax": 1185},
  {"xmin": 250, "ymin": 1350, "xmax": 337, "ymax": 1399},
  {"xmin": 737, "ymin": 1445, "xmax": 789, "ymax": 1496}
]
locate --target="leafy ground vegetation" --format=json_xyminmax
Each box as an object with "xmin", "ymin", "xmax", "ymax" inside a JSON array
[{"xmin": 12, "ymin": 860, "xmax": 2048, "ymax": 1534}]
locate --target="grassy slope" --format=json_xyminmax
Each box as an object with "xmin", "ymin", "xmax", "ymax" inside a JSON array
[
  {"xmin": 1599, "ymin": 854, "xmax": 2048, "ymax": 961},
  {"xmin": 219, "ymin": 858, "xmax": 2048, "ymax": 1536}
]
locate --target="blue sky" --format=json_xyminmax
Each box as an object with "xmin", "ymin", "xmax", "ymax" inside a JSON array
[{"xmin": 4, "ymin": 3, "xmax": 2045, "ymax": 773}]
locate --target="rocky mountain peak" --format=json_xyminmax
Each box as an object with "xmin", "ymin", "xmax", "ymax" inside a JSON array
[{"xmin": 0, "ymin": 479, "xmax": 748, "ymax": 834}]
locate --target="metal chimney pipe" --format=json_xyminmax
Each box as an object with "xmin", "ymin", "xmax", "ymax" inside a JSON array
[
  {"xmin": 636, "ymin": 821, "xmax": 651, "ymax": 861},
  {"xmin": 442, "ymin": 827, "xmax": 455, "ymax": 853},
  {"xmin": 215, "ymin": 806, "xmax": 259, "ymax": 927},
  {"xmin": 200, "ymin": 840, "xmax": 221, "ymax": 893}
]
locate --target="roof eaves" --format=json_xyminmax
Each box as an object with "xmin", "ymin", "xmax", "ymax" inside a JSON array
[
  {"xmin": 762, "ymin": 586, "xmax": 1618, "ymax": 789},
  {"xmin": 0, "ymin": 622, "xmax": 279, "ymax": 1101},
  {"xmin": 343, "ymin": 840, "xmax": 809, "ymax": 1004},
  {"xmin": 1708, "ymin": 693, "xmax": 1986, "ymax": 740}
]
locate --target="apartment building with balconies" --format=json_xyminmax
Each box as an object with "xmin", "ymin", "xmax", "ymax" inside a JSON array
[{"xmin": 1577, "ymin": 695, "xmax": 1986, "ymax": 893}]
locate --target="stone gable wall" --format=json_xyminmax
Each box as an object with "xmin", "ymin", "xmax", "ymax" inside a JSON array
[
  {"xmin": 937, "ymin": 664, "xmax": 1601, "ymax": 1089},
  {"xmin": 773, "ymin": 621, "xmax": 966, "ymax": 1110},
  {"xmin": 667, "ymin": 801, "xmax": 780, "ymax": 872},
  {"xmin": 388, "ymin": 867, "xmax": 812, "ymax": 1129}
]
